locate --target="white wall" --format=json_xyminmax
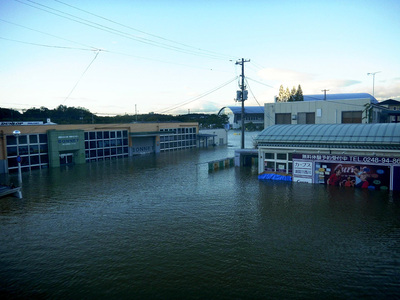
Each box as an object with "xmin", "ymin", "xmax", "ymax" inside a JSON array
[
  {"xmin": 198, "ymin": 129, "xmax": 228, "ymax": 146},
  {"xmin": 264, "ymin": 98, "xmax": 373, "ymax": 127}
]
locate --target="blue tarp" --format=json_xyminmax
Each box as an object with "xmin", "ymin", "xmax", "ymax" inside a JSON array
[{"xmin": 258, "ymin": 173, "xmax": 292, "ymax": 182}]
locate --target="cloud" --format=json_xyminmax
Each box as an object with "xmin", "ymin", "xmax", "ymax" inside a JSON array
[
  {"xmin": 374, "ymin": 77, "xmax": 400, "ymax": 100},
  {"xmin": 256, "ymin": 67, "xmax": 368, "ymax": 97},
  {"xmin": 257, "ymin": 68, "xmax": 314, "ymax": 83}
]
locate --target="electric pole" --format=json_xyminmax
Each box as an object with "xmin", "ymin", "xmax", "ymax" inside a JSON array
[
  {"xmin": 235, "ymin": 58, "xmax": 250, "ymax": 149},
  {"xmin": 321, "ymin": 89, "xmax": 329, "ymax": 100}
]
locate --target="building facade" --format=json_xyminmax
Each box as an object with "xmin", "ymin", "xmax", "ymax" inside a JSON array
[
  {"xmin": 264, "ymin": 93, "xmax": 383, "ymax": 127},
  {"xmin": 378, "ymin": 99, "xmax": 400, "ymax": 123},
  {"xmin": 0, "ymin": 122, "xmax": 198, "ymax": 174},
  {"xmin": 198, "ymin": 128, "xmax": 228, "ymax": 148},
  {"xmin": 255, "ymin": 123, "xmax": 400, "ymax": 191}
]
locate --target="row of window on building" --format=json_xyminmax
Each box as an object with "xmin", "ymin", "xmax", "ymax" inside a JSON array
[
  {"xmin": 275, "ymin": 111, "xmax": 363, "ymax": 124},
  {"xmin": 6, "ymin": 133, "xmax": 49, "ymax": 173},
  {"xmin": 159, "ymin": 127, "xmax": 197, "ymax": 151},
  {"xmin": 6, "ymin": 128, "xmax": 199, "ymax": 172},
  {"xmin": 84, "ymin": 130, "xmax": 129, "ymax": 162},
  {"xmin": 264, "ymin": 152, "xmax": 293, "ymax": 174}
]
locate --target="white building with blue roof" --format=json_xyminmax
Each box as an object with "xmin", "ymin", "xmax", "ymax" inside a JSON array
[
  {"xmin": 264, "ymin": 93, "xmax": 382, "ymax": 127},
  {"xmin": 218, "ymin": 106, "xmax": 264, "ymax": 130}
]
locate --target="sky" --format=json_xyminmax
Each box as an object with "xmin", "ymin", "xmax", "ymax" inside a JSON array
[{"xmin": 1, "ymin": 0, "xmax": 399, "ymax": 116}]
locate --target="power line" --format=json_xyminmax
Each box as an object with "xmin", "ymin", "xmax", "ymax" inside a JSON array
[
  {"xmin": 1, "ymin": 18, "xmax": 230, "ymax": 72},
  {"xmin": 54, "ymin": 0, "xmax": 236, "ymax": 61},
  {"xmin": 0, "ymin": 36, "xmax": 95, "ymax": 51},
  {"xmin": 244, "ymin": 78, "xmax": 261, "ymax": 107},
  {"xmin": 157, "ymin": 76, "xmax": 238, "ymax": 114},
  {"xmin": 15, "ymin": 0, "xmax": 235, "ymax": 60},
  {"xmin": 62, "ymin": 50, "xmax": 101, "ymax": 104},
  {"xmin": 0, "ymin": 18, "xmax": 100, "ymax": 50},
  {"xmin": 246, "ymin": 77, "xmax": 274, "ymax": 88}
]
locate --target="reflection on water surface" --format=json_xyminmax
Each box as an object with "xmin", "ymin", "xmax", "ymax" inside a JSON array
[{"xmin": 0, "ymin": 131, "xmax": 399, "ymax": 299}]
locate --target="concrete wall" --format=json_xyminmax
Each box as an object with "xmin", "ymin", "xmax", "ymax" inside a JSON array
[
  {"xmin": 47, "ymin": 129, "xmax": 86, "ymax": 168},
  {"xmin": 264, "ymin": 98, "xmax": 374, "ymax": 127}
]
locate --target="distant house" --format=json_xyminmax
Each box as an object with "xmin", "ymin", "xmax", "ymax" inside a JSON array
[
  {"xmin": 218, "ymin": 106, "xmax": 264, "ymax": 130},
  {"xmin": 378, "ymin": 99, "xmax": 400, "ymax": 123},
  {"xmin": 264, "ymin": 93, "xmax": 383, "ymax": 127},
  {"xmin": 198, "ymin": 128, "xmax": 227, "ymax": 148}
]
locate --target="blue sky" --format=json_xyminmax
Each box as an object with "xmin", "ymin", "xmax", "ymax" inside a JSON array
[{"xmin": 1, "ymin": 0, "xmax": 399, "ymax": 115}]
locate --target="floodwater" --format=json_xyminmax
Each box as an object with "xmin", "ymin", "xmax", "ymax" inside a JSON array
[{"xmin": 1, "ymin": 131, "xmax": 399, "ymax": 299}]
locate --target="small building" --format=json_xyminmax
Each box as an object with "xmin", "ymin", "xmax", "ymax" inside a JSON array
[
  {"xmin": 0, "ymin": 122, "xmax": 198, "ymax": 174},
  {"xmin": 264, "ymin": 93, "xmax": 383, "ymax": 127},
  {"xmin": 218, "ymin": 106, "xmax": 264, "ymax": 130},
  {"xmin": 198, "ymin": 128, "xmax": 228, "ymax": 148},
  {"xmin": 378, "ymin": 99, "xmax": 400, "ymax": 123},
  {"xmin": 255, "ymin": 123, "xmax": 400, "ymax": 191}
]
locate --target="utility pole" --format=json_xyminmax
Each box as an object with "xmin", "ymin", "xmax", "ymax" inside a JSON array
[
  {"xmin": 235, "ymin": 58, "xmax": 250, "ymax": 149},
  {"xmin": 367, "ymin": 71, "xmax": 381, "ymax": 97},
  {"xmin": 321, "ymin": 89, "xmax": 329, "ymax": 100}
]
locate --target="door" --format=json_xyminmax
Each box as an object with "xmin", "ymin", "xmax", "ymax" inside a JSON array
[{"xmin": 60, "ymin": 153, "xmax": 73, "ymax": 165}]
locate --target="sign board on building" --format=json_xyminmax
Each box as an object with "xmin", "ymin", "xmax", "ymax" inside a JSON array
[
  {"xmin": 293, "ymin": 153, "xmax": 400, "ymax": 190},
  {"xmin": 1, "ymin": 121, "xmax": 44, "ymax": 126}
]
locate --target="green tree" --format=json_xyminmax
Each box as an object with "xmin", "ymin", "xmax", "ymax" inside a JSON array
[
  {"xmin": 278, "ymin": 85, "xmax": 285, "ymax": 102},
  {"xmin": 0, "ymin": 107, "xmax": 22, "ymax": 121},
  {"xmin": 285, "ymin": 87, "xmax": 291, "ymax": 102},
  {"xmin": 295, "ymin": 84, "xmax": 304, "ymax": 101}
]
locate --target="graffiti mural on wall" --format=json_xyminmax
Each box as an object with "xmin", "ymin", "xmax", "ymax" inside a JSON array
[
  {"xmin": 292, "ymin": 154, "xmax": 395, "ymax": 190},
  {"xmin": 316, "ymin": 162, "xmax": 390, "ymax": 190}
]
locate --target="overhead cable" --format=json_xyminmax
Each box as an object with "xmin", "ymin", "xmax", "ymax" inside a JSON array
[
  {"xmin": 0, "ymin": 36, "xmax": 96, "ymax": 51},
  {"xmin": 62, "ymin": 50, "xmax": 101, "ymax": 104},
  {"xmin": 157, "ymin": 76, "xmax": 238, "ymax": 114},
  {"xmin": 15, "ymin": 0, "xmax": 234, "ymax": 60},
  {"xmin": 54, "ymin": 0, "xmax": 236, "ymax": 61},
  {"xmin": 0, "ymin": 18, "xmax": 99, "ymax": 50}
]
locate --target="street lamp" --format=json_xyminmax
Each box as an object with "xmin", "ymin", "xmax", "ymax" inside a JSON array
[
  {"xmin": 12, "ymin": 130, "xmax": 22, "ymax": 187},
  {"xmin": 367, "ymin": 71, "xmax": 381, "ymax": 97}
]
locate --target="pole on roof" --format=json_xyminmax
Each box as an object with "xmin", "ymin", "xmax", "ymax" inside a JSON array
[{"xmin": 235, "ymin": 58, "xmax": 250, "ymax": 149}]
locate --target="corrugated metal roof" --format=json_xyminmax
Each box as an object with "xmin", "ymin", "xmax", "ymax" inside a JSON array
[{"xmin": 255, "ymin": 123, "xmax": 400, "ymax": 147}]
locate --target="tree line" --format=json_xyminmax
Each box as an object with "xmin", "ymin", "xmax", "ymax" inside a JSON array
[
  {"xmin": 277, "ymin": 84, "xmax": 304, "ymax": 102},
  {"xmin": 0, "ymin": 105, "xmax": 229, "ymax": 129}
]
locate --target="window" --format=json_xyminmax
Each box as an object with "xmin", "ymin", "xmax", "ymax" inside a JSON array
[
  {"xmin": 159, "ymin": 127, "xmax": 197, "ymax": 152},
  {"xmin": 275, "ymin": 113, "xmax": 291, "ymax": 124},
  {"xmin": 7, "ymin": 133, "xmax": 49, "ymax": 172},
  {"xmin": 277, "ymin": 153, "xmax": 287, "ymax": 160},
  {"xmin": 84, "ymin": 130, "xmax": 129, "ymax": 161},
  {"xmin": 298, "ymin": 112, "xmax": 315, "ymax": 124},
  {"xmin": 29, "ymin": 135, "xmax": 38, "ymax": 143},
  {"xmin": 263, "ymin": 151, "xmax": 293, "ymax": 174},
  {"xmin": 342, "ymin": 111, "xmax": 362, "ymax": 123}
]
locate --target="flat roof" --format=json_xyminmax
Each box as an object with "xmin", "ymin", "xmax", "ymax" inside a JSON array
[
  {"xmin": 255, "ymin": 123, "xmax": 400, "ymax": 149},
  {"xmin": 303, "ymin": 93, "xmax": 377, "ymax": 103}
]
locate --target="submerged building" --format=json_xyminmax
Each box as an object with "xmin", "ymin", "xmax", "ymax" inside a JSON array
[
  {"xmin": 0, "ymin": 122, "xmax": 198, "ymax": 174},
  {"xmin": 256, "ymin": 123, "xmax": 400, "ymax": 191}
]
